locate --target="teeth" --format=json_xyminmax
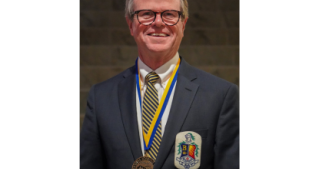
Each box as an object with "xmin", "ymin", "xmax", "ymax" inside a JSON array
[{"xmin": 150, "ymin": 33, "xmax": 167, "ymax": 37}]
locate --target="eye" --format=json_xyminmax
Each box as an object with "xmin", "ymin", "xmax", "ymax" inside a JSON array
[
  {"xmin": 139, "ymin": 11, "xmax": 154, "ymax": 18},
  {"xmin": 166, "ymin": 12, "xmax": 173, "ymax": 16},
  {"xmin": 163, "ymin": 11, "xmax": 178, "ymax": 19},
  {"xmin": 142, "ymin": 12, "xmax": 151, "ymax": 16},
  {"xmin": 164, "ymin": 12, "xmax": 174, "ymax": 16}
]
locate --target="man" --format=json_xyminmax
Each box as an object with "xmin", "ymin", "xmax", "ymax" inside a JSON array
[{"xmin": 80, "ymin": 0, "xmax": 239, "ymax": 168}]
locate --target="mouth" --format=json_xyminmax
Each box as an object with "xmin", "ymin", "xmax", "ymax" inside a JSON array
[{"xmin": 147, "ymin": 33, "xmax": 169, "ymax": 37}]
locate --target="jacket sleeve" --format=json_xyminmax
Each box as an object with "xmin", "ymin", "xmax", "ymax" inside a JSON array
[
  {"xmin": 80, "ymin": 85, "xmax": 106, "ymax": 169},
  {"xmin": 214, "ymin": 84, "xmax": 239, "ymax": 169}
]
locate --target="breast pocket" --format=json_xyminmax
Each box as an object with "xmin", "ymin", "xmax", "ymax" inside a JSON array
[{"xmin": 180, "ymin": 129, "xmax": 208, "ymax": 139}]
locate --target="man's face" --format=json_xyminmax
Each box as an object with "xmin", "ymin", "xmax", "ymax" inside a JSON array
[{"xmin": 126, "ymin": 0, "xmax": 188, "ymax": 56}]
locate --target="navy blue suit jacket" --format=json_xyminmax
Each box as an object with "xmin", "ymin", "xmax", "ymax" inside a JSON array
[{"xmin": 80, "ymin": 57, "xmax": 239, "ymax": 169}]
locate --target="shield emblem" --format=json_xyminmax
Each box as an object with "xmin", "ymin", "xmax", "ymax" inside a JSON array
[
  {"xmin": 181, "ymin": 144, "xmax": 196, "ymax": 160},
  {"xmin": 175, "ymin": 131, "xmax": 202, "ymax": 169}
]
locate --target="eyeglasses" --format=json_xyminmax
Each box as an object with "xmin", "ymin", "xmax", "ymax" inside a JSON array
[{"xmin": 133, "ymin": 10, "xmax": 182, "ymax": 26}]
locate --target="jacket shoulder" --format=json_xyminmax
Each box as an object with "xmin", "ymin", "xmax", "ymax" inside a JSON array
[
  {"xmin": 93, "ymin": 65, "xmax": 136, "ymax": 90},
  {"xmin": 179, "ymin": 58, "xmax": 238, "ymax": 91}
]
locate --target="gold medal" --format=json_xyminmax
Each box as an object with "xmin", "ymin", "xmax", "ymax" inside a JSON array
[{"xmin": 132, "ymin": 156, "xmax": 155, "ymax": 169}]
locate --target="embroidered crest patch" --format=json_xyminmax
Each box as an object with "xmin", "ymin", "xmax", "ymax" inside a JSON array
[{"xmin": 174, "ymin": 131, "xmax": 202, "ymax": 169}]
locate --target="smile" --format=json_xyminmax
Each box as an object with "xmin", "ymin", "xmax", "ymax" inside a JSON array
[{"xmin": 148, "ymin": 33, "xmax": 169, "ymax": 37}]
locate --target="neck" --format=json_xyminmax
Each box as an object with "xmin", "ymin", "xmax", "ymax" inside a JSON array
[{"xmin": 138, "ymin": 51, "xmax": 176, "ymax": 70}]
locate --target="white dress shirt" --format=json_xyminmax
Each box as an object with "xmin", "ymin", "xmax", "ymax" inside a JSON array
[{"xmin": 135, "ymin": 52, "xmax": 179, "ymax": 155}]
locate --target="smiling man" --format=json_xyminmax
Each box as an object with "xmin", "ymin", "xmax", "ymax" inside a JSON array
[
  {"xmin": 126, "ymin": 0, "xmax": 187, "ymax": 70},
  {"xmin": 80, "ymin": 0, "xmax": 239, "ymax": 169}
]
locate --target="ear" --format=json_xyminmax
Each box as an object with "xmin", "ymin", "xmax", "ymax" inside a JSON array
[
  {"xmin": 182, "ymin": 17, "xmax": 188, "ymax": 31},
  {"xmin": 126, "ymin": 16, "xmax": 134, "ymax": 36},
  {"xmin": 181, "ymin": 17, "xmax": 188, "ymax": 37}
]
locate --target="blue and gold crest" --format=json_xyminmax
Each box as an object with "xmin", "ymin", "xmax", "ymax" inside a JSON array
[{"xmin": 174, "ymin": 132, "xmax": 202, "ymax": 169}]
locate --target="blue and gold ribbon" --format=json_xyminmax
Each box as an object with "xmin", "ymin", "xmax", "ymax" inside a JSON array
[{"xmin": 135, "ymin": 58, "xmax": 180, "ymax": 150}]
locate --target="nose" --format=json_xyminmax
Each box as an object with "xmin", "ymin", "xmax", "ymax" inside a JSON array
[{"xmin": 153, "ymin": 12, "xmax": 165, "ymax": 27}]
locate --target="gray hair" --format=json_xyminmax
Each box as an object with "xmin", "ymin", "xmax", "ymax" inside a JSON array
[{"xmin": 125, "ymin": 0, "xmax": 189, "ymax": 20}]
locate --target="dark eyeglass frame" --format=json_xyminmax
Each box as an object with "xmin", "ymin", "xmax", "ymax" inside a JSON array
[{"xmin": 132, "ymin": 10, "xmax": 182, "ymax": 26}]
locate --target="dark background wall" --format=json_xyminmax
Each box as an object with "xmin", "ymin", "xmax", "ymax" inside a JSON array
[{"xmin": 80, "ymin": 0, "xmax": 239, "ymax": 128}]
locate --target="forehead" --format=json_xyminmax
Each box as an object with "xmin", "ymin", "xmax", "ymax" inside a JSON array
[{"xmin": 133, "ymin": 0, "xmax": 180, "ymax": 11}]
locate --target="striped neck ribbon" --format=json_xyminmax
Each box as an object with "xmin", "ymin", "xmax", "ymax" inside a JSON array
[{"xmin": 135, "ymin": 57, "xmax": 181, "ymax": 150}]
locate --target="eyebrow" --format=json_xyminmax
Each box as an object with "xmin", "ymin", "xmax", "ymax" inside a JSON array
[{"xmin": 134, "ymin": 9, "xmax": 179, "ymax": 12}]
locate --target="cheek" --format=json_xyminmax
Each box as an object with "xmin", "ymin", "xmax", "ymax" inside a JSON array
[
  {"xmin": 133, "ymin": 26, "xmax": 146, "ymax": 40},
  {"xmin": 173, "ymin": 28, "xmax": 184, "ymax": 42}
]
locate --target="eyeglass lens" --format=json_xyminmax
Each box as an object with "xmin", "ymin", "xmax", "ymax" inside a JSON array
[{"xmin": 137, "ymin": 10, "xmax": 180, "ymax": 25}]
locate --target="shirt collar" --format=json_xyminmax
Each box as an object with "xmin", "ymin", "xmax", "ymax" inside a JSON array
[{"xmin": 138, "ymin": 52, "xmax": 179, "ymax": 85}]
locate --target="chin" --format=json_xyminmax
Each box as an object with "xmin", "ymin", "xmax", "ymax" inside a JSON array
[{"xmin": 146, "ymin": 43, "xmax": 173, "ymax": 53}]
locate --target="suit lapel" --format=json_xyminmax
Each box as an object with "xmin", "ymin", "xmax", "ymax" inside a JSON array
[
  {"xmin": 118, "ymin": 66, "xmax": 143, "ymax": 161},
  {"xmin": 154, "ymin": 59, "xmax": 199, "ymax": 169}
]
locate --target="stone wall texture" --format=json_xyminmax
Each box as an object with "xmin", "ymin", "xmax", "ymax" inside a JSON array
[{"xmin": 80, "ymin": 0, "xmax": 239, "ymax": 128}]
